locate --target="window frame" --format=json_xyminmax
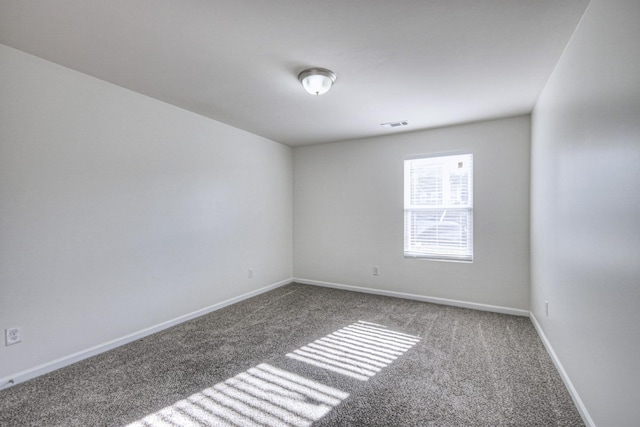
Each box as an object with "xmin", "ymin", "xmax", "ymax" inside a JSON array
[{"xmin": 404, "ymin": 152, "xmax": 474, "ymax": 262}]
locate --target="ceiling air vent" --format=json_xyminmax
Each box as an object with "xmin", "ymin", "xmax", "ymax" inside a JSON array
[{"xmin": 380, "ymin": 120, "xmax": 409, "ymax": 128}]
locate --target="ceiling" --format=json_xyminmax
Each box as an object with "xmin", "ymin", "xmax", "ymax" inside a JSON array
[{"xmin": 0, "ymin": 1, "xmax": 589, "ymax": 146}]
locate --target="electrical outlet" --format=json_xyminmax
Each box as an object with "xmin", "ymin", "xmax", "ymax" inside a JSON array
[
  {"xmin": 5, "ymin": 328, "xmax": 22, "ymax": 346},
  {"xmin": 248, "ymin": 269, "xmax": 253, "ymax": 278},
  {"xmin": 373, "ymin": 266, "xmax": 379, "ymax": 276},
  {"xmin": 545, "ymin": 300, "xmax": 549, "ymax": 317}
]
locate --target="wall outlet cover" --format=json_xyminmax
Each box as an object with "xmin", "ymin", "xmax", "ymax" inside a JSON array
[{"xmin": 6, "ymin": 328, "xmax": 22, "ymax": 346}]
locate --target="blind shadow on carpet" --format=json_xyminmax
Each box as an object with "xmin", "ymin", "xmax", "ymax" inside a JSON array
[{"xmin": 127, "ymin": 320, "xmax": 421, "ymax": 426}]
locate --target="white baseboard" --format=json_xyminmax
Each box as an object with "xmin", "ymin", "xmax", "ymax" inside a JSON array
[
  {"xmin": 529, "ymin": 312, "xmax": 595, "ymax": 427},
  {"xmin": 0, "ymin": 278, "xmax": 292, "ymax": 390},
  {"xmin": 293, "ymin": 277, "xmax": 529, "ymax": 317}
]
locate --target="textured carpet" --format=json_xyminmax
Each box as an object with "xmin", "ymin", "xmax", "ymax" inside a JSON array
[{"xmin": 0, "ymin": 283, "xmax": 584, "ymax": 426}]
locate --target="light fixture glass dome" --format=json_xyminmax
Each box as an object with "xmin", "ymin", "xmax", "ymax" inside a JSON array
[{"xmin": 298, "ymin": 68, "xmax": 336, "ymax": 95}]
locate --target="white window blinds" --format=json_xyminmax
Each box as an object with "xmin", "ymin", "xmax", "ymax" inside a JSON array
[{"xmin": 404, "ymin": 153, "xmax": 473, "ymax": 261}]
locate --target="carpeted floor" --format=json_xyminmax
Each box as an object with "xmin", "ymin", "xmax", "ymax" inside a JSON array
[{"xmin": 0, "ymin": 283, "xmax": 584, "ymax": 426}]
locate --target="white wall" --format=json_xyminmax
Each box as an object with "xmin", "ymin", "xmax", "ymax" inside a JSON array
[
  {"xmin": 531, "ymin": 0, "xmax": 640, "ymax": 425},
  {"xmin": 0, "ymin": 44, "xmax": 293, "ymax": 381},
  {"xmin": 294, "ymin": 116, "xmax": 531, "ymax": 311}
]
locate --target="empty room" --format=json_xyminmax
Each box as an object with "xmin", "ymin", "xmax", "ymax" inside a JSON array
[{"xmin": 1, "ymin": 1, "xmax": 638, "ymax": 426}]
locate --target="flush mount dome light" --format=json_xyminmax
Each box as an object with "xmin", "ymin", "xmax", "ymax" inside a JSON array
[{"xmin": 298, "ymin": 68, "xmax": 336, "ymax": 95}]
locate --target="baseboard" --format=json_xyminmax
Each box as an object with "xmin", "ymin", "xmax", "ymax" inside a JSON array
[
  {"xmin": 0, "ymin": 278, "xmax": 292, "ymax": 390},
  {"xmin": 293, "ymin": 277, "xmax": 529, "ymax": 317},
  {"xmin": 529, "ymin": 312, "xmax": 595, "ymax": 427}
]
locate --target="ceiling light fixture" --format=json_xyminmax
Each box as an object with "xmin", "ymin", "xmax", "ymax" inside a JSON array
[{"xmin": 298, "ymin": 68, "xmax": 336, "ymax": 96}]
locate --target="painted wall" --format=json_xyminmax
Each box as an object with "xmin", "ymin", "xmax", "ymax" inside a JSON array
[
  {"xmin": 0, "ymin": 44, "xmax": 293, "ymax": 380},
  {"xmin": 294, "ymin": 116, "xmax": 531, "ymax": 311},
  {"xmin": 530, "ymin": 0, "xmax": 640, "ymax": 425}
]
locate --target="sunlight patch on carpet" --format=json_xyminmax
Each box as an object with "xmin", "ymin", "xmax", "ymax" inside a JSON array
[
  {"xmin": 286, "ymin": 321, "xmax": 421, "ymax": 381},
  {"xmin": 127, "ymin": 321, "xmax": 420, "ymax": 426},
  {"xmin": 127, "ymin": 363, "xmax": 347, "ymax": 427}
]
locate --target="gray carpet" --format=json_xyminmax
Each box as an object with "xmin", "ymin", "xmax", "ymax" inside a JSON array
[{"xmin": 0, "ymin": 283, "xmax": 584, "ymax": 426}]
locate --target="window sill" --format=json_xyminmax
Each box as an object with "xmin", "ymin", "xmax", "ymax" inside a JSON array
[{"xmin": 404, "ymin": 255, "xmax": 473, "ymax": 264}]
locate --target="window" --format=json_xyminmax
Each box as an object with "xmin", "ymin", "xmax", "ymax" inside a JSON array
[{"xmin": 404, "ymin": 153, "xmax": 473, "ymax": 261}]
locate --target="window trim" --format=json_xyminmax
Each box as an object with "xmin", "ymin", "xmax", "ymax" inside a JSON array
[{"xmin": 404, "ymin": 151, "xmax": 474, "ymax": 263}]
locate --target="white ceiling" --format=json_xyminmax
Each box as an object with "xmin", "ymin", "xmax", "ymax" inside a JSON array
[{"xmin": 0, "ymin": 0, "xmax": 589, "ymax": 146}]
